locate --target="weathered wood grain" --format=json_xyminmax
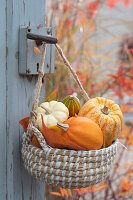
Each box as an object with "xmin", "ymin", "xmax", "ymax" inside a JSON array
[
  {"xmin": 5, "ymin": 0, "xmax": 47, "ymax": 199},
  {"xmin": 0, "ymin": 0, "xmax": 6, "ymax": 199}
]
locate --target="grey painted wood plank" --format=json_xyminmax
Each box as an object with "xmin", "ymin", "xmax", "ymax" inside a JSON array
[
  {"xmin": 0, "ymin": 0, "xmax": 7, "ymax": 199},
  {"xmin": 6, "ymin": 0, "xmax": 46, "ymax": 199}
]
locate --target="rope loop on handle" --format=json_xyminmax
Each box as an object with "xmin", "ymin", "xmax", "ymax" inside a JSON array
[
  {"xmin": 38, "ymin": 69, "xmax": 44, "ymax": 78},
  {"xmin": 30, "ymin": 110, "xmax": 37, "ymax": 119}
]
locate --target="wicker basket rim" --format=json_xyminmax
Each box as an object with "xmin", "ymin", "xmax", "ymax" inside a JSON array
[{"xmin": 24, "ymin": 130, "xmax": 118, "ymax": 154}]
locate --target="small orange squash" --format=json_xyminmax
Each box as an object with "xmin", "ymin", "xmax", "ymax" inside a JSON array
[
  {"xmin": 78, "ymin": 97, "xmax": 124, "ymax": 147},
  {"xmin": 50, "ymin": 116, "xmax": 103, "ymax": 150},
  {"xmin": 41, "ymin": 116, "xmax": 85, "ymax": 150}
]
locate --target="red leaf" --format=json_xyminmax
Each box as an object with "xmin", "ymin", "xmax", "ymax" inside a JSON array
[
  {"xmin": 120, "ymin": 179, "xmax": 133, "ymax": 192},
  {"xmin": 85, "ymin": 0, "xmax": 99, "ymax": 19},
  {"xmin": 107, "ymin": 0, "xmax": 120, "ymax": 9},
  {"xmin": 67, "ymin": 19, "xmax": 73, "ymax": 27},
  {"xmin": 108, "ymin": 74, "xmax": 117, "ymax": 79},
  {"xmin": 19, "ymin": 117, "xmax": 29, "ymax": 132},
  {"xmin": 121, "ymin": 75, "xmax": 125, "ymax": 86},
  {"xmin": 37, "ymin": 24, "xmax": 42, "ymax": 29},
  {"xmin": 129, "ymin": 48, "xmax": 133, "ymax": 54},
  {"xmin": 63, "ymin": 0, "xmax": 72, "ymax": 13},
  {"xmin": 117, "ymin": 66, "xmax": 124, "ymax": 76},
  {"xmin": 124, "ymin": 0, "xmax": 130, "ymax": 7},
  {"xmin": 76, "ymin": 71, "xmax": 86, "ymax": 80}
]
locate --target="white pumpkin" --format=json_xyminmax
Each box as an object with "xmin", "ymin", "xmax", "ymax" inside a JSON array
[{"xmin": 36, "ymin": 100, "xmax": 69, "ymax": 130}]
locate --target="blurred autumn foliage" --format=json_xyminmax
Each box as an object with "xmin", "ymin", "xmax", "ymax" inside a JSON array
[{"xmin": 45, "ymin": 0, "xmax": 133, "ymax": 199}]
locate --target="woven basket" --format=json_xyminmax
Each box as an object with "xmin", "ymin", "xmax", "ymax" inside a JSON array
[
  {"xmin": 21, "ymin": 42, "xmax": 118, "ymax": 189},
  {"xmin": 22, "ymin": 127, "xmax": 118, "ymax": 189}
]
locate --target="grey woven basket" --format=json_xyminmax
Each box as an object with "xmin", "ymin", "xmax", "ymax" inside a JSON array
[{"xmin": 22, "ymin": 126, "xmax": 118, "ymax": 189}]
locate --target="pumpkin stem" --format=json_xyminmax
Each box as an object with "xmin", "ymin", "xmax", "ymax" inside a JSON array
[
  {"xmin": 101, "ymin": 105, "xmax": 109, "ymax": 115},
  {"xmin": 57, "ymin": 122, "xmax": 69, "ymax": 132},
  {"xmin": 69, "ymin": 95, "xmax": 74, "ymax": 100},
  {"xmin": 41, "ymin": 105, "xmax": 51, "ymax": 115}
]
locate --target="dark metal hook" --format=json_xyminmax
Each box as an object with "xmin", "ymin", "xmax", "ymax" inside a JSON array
[{"xmin": 27, "ymin": 33, "xmax": 58, "ymax": 44}]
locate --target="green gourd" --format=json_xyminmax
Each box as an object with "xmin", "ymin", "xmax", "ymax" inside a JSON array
[{"xmin": 62, "ymin": 95, "xmax": 80, "ymax": 117}]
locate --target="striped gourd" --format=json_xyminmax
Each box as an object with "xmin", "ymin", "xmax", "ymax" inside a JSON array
[
  {"xmin": 78, "ymin": 97, "xmax": 123, "ymax": 147},
  {"xmin": 62, "ymin": 95, "xmax": 80, "ymax": 117}
]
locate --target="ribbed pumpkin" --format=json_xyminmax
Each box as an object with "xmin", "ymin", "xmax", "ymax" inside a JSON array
[
  {"xmin": 62, "ymin": 95, "xmax": 80, "ymax": 117},
  {"xmin": 78, "ymin": 97, "xmax": 123, "ymax": 147},
  {"xmin": 49, "ymin": 116, "xmax": 103, "ymax": 150},
  {"xmin": 35, "ymin": 100, "xmax": 69, "ymax": 130}
]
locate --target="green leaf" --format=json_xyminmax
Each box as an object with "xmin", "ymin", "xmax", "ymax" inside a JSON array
[{"xmin": 44, "ymin": 85, "xmax": 59, "ymax": 102}]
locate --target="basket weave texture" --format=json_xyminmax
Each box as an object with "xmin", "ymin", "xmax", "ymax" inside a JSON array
[
  {"xmin": 22, "ymin": 127, "xmax": 118, "ymax": 189},
  {"xmin": 21, "ymin": 43, "xmax": 118, "ymax": 189}
]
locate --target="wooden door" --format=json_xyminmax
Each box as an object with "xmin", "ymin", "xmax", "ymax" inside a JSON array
[{"xmin": 0, "ymin": 0, "xmax": 53, "ymax": 199}]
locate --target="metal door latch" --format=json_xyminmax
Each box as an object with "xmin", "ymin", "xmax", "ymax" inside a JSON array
[{"xmin": 19, "ymin": 26, "xmax": 57, "ymax": 75}]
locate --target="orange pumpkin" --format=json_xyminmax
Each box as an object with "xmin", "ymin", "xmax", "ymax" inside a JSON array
[
  {"xmin": 78, "ymin": 97, "xmax": 124, "ymax": 147},
  {"xmin": 41, "ymin": 116, "xmax": 85, "ymax": 150},
  {"xmin": 50, "ymin": 116, "xmax": 103, "ymax": 150}
]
